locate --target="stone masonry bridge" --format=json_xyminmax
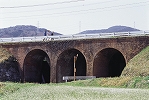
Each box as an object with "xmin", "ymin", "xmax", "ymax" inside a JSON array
[{"xmin": 0, "ymin": 35, "xmax": 149, "ymax": 83}]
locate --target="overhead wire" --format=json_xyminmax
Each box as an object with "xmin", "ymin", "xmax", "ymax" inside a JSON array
[
  {"xmin": 1, "ymin": 1, "xmax": 149, "ymax": 20},
  {"xmin": 0, "ymin": 0, "xmax": 84, "ymax": 8},
  {"xmin": 1, "ymin": 0, "xmax": 119, "ymax": 14}
]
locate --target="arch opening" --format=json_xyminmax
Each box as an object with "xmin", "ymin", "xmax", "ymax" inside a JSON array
[
  {"xmin": 0, "ymin": 56, "xmax": 20, "ymax": 82},
  {"xmin": 23, "ymin": 49, "xmax": 50, "ymax": 83},
  {"xmin": 56, "ymin": 49, "xmax": 86, "ymax": 83},
  {"xmin": 93, "ymin": 48, "xmax": 126, "ymax": 78}
]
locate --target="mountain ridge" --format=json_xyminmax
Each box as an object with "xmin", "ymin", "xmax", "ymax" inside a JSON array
[
  {"xmin": 79, "ymin": 25, "xmax": 140, "ymax": 34},
  {"xmin": 0, "ymin": 25, "xmax": 62, "ymax": 38}
]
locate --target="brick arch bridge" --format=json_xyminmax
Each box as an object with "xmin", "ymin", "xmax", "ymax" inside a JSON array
[{"xmin": 1, "ymin": 36, "xmax": 149, "ymax": 83}]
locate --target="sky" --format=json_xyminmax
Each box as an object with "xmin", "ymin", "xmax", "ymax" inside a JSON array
[{"xmin": 0, "ymin": 0, "xmax": 149, "ymax": 35}]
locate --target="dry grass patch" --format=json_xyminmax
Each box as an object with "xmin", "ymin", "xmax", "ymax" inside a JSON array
[
  {"xmin": 98, "ymin": 77, "xmax": 132, "ymax": 87},
  {"xmin": 64, "ymin": 76, "xmax": 133, "ymax": 88},
  {"xmin": 0, "ymin": 47, "xmax": 12, "ymax": 63},
  {"xmin": 122, "ymin": 46, "xmax": 149, "ymax": 77}
]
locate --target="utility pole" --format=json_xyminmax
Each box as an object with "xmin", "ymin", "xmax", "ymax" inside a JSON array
[
  {"xmin": 74, "ymin": 54, "xmax": 78, "ymax": 81},
  {"xmin": 79, "ymin": 21, "xmax": 81, "ymax": 33},
  {"xmin": 36, "ymin": 21, "xmax": 39, "ymax": 35}
]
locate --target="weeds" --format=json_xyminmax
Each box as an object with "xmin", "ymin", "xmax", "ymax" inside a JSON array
[
  {"xmin": 122, "ymin": 46, "xmax": 149, "ymax": 77},
  {"xmin": 0, "ymin": 80, "xmax": 149, "ymax": 100}
]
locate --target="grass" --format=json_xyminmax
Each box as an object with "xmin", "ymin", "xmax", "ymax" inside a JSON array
[
  {"xmin": 61, "ymin": 76, "xmax": 132, "ymax": 88},
  {"xmin": 0, "ymin": 77, "xmax": 149, "ymax": 100},
  {"xmin": 62, "ymin": 76, "xmax": 149, "ymax": 89},
  {"xmin": 122, "ymin": 46, "xmax": 149, "ymax": 76}
]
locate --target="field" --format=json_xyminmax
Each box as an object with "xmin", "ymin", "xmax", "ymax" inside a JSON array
[
  {"xmin": 1, "ymin": 85, "xmax": 149, "ymax": 100},
  {"xmin": 0, "ymin": 83, "xmax": 149, "ymax": 100},
  {"xmin": 0, "ymin": 76, "xmax": 149, "ymax": 100}
]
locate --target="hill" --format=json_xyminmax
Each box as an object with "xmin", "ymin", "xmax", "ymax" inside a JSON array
[
  {"xmin": 79, "ymin": 25, "xmax": 140, "ymax": 34},
  {"xmin": 0, "ymin": 25, "xmax": 62, "ymax": 38}
]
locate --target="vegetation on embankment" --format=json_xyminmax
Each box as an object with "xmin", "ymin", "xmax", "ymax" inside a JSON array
[
  {"xmin": 61, "ymin": 76, "xmax": 149, "ymax": 88},
  {"xmin": 122, "ymin": 46, "xmax": 149, "ymax": 76},
  {"xmin": 0, "ymin": 47, "xmax": 12, "ymax": 63}
]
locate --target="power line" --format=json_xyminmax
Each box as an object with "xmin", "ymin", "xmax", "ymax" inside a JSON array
[
  {"xmin": 1, "ymin": 1, "xmax": 149, "ymax": 20},
  {"xmin": 1, "ymin": 0, "xmax": 119, "ymax": 14},
  {"xmin": 0, "ymin": 0, "xmax": 84, "ymax": 8}
]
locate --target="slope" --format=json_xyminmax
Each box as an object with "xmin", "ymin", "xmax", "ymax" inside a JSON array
[{"xmin": 122, "ymin": 46, "xmax": 149, "ymax": 76}]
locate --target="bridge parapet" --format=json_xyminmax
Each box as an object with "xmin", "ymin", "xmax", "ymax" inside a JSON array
[{"xmin": 0, "ymin": 31, "xmax": 149, "ymax": 43}]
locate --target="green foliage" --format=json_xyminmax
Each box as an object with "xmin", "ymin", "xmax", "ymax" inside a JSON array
[
  {"xmin": 0, "ymin": 77, "xmax": 149, "ymax": 100},
  {"xmin": 0, "ymin": 82, "xmax": 19, "ymax": 96},
  {"xmin": 126, "ymin": 76, "xmax": 149, "ymax": 88},
  {"xmin": 61, "ymin": 76, "xmax": 149, "ymax": 88},
  {"xmin": 0, "ymin": 82, "xmax": 35, "ymax": 97}
]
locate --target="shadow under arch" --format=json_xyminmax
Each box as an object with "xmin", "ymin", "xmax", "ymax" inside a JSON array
[
  {"xmin": 56, "ymin": 48, "xmax": 86, "ymax": 83},
  {"xmin": 23, "ymin": 49, "xmax": 50, "ymax": 83},
  {"xmin": 93, "ymin": 48, "xmax": 126, "ymax": 78},
  {"xmin": 0, "ymin": 56, "xmax": 20, "ymax": 82}
]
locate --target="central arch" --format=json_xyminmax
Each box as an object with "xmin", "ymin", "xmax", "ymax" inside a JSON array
[
  {"xmin": 56, "ymin": 49, "xmax": 86, "ymax": 83},
  {"xmin": 23, "ymin": 49, "xmax": 50, "ymax": 83},
  {"xmin": 93, "ymin": 48, "xmax": 126, "ymax": 78}
]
